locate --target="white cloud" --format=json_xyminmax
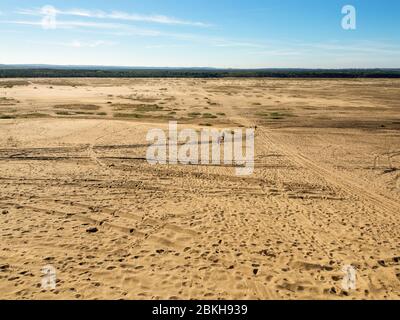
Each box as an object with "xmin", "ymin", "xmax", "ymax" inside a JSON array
[
  {"xmin": 17, "ymin": 7, "xmax": 210, "ymax": 27},
  {"xmin": 107, "ymin": 11, "xmax": 210, "ymax": 27},
  {"xmin": 250, "ymin": 49, "xmax": 301, "ymax": 56},
  {"xmin": 28, "ymin": 39, "xmax": 117, "ymax": 48},
  {"xmin": 213, "ymin": 41, "xmax": 266, "ymax": 48},
  {"xmin": 145, "ymin": 44, "xmax": 185, "ymax": 49},
  {"xmin": 66, "ymin": 40, "xmax": 116, "ymax": 48},
  {"xmin": 5, "ymin": 19, "xmax": 119, "ymax": 29},
  {"xmin": 2, "ymin": 20, "xmax": 163, "ymax": 37}
]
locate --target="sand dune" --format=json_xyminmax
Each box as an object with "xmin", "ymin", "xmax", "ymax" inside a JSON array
[{"xmin": 0, "ymin": 78, "xmax": 399, "ymax": 299}]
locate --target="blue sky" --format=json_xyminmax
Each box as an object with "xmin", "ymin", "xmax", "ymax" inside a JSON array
[{"xmin": 0, "ymin": 0, "xmax": 399, "ymax": 68}]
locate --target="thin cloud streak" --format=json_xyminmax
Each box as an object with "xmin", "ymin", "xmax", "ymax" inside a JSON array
[
  {"xmin": 2, "ymin": 20, "xmax": 163, "ymax": 36},
  {"xmin": 62, "ymin": 40, "xmax": 116, "ymax": 48},
  {"xmin": 17, "ymin": 7, "xmax": 210, "ymax": 27},
  {"xmin": 29, "ymin": 39, "xmax": 116, "ymax": 48}
]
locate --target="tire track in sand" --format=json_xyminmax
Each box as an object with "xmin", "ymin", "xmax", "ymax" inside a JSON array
[{"xmin": 259, "ymin": 129, "xmax": 400, "ymax": 219}]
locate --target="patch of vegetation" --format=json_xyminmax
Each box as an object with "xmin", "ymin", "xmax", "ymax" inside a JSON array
[
  {"xmin": 113, "ymin": 103, "xmax": 163, "ymax": 112},
  {"xmin": 118, "ymin": 95, "xmax": 160, "ymax": 103},
  {"xmin": 0, "ymin": 80, "xmax": 30, "ymax": 88},
  {"xmin": 270, "ymin": 112, "xmax": 292, "ymax": 119},
  {"xmin": 217, "ymin": 112, "xmax": 226, "ymax": 116},
  {"xmin": 54, "ymin": 104, "xmax": 101, "ymax": 111},
  {"xmin": 75, "ymin": 111, "xmax": 95, "ymax": 115},
  {"xmin": 113, "ymin": 112, "xmax": 177, "ymax": 121},
  {"xmin": 35, "ymin": 80, "xmax": 85, "ymax": 87},
  {"xmin": 0, "ymin": 114, "xmax": 16, "ymax": 119},
  {"xmin": 0, "ymin": 97, "xmax": 19, "ymax": 105},
  {"xmin": 97, "ymin": 112, "xmax": 107, "ymax": 116},
  {"xmin": 1, "ymin": 69, "xmax": 400, "ymax": 78},
  {"xmin": 0, "ymin": 108, "xmax": 17, "ymax": 113},
  {"xmin": 1, "ymin": 112, "xmax": 49, "ymax": 119},
  {"xmin": 18, "ymin": 113, "xmax": 50, "ymax": 119},
  {"xmin": 135, "ymin": 104, "xmax": 163, "ymax": 112},
  {"xmin": 188, "ymin": 112, "xmax": 202, "ymax": 117},
  {"xmin": 112, "ymin": 104, "xmax": 135, "ymax": 111},
  {"xmin": 136, "ymin": 98, "xmax": 159, "ymax": 103},
  {"xmin": 55, "ymin": 111, "xmax": 74, "ymax": 116},
  {"xmin": 200, "ymin": 123, "xmax": 213, "ymax": 127},
  {"xmin": 202, "ymin": 113, "xmax": 218, "ymax": 119},
  {"xmin": 113, "ymin": 113, "xmax": 146, "ymax": 119},
  {"xmin": 257, "ymin": 111, "xmax": 294, "ymax": 120}
]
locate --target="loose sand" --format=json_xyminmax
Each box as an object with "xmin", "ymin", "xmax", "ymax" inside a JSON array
[{"xmin": 0, "ymin": 78, "xmax": 399, "ymax": 299}]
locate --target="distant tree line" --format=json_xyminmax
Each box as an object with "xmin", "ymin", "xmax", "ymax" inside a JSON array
[{"xmin": 0, "ymin": 68, "xmax": 400, "ymax": 78}]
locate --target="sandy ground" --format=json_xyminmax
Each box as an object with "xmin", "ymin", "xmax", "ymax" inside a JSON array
[{"xmin": 0, "ymin": 78, "xmax": 399, "ymax": 300}]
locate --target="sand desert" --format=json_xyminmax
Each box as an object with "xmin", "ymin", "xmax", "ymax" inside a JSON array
[{"xmin": 0, "ymin": 78, "xmax": 399, "ymax": 300}]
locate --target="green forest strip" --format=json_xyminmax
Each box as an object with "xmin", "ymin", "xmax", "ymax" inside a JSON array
[{"xmin": 1, "ymin": 68, "xmax": 400, "ymax": 78}]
